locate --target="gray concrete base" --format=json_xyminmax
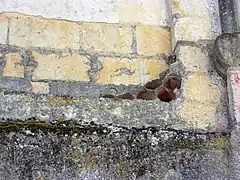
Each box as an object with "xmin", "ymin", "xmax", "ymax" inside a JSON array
[
  {"xmin": 0, "ymin": 90, "xmax": 220, "ymax": 133},
  {"xmin": 0, "ymin": 121, "xmax": 230, "ymax": 180}
]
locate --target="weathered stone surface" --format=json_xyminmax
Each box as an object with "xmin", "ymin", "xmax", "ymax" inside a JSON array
[
  {"xmin": 234, "ymin": 0, "xmax": 240, "ymax": 31},
  {"xmin": 0, "ymin": 15, "xmax": 8, "ymax": 44},
  {"xmin": 171, "ymin": 0, "xmax": 221, "ymax": 44},
  {"xmin": 218, "ymin": 0, "xmax": 237, "ymax": 33},
  {"xmin": 172, "ymin": 0, "xmax": 217, "ymax": 18},
  {"xmin": 213, "ymin": 32, "xmax": 240, "ymax": 79},
  {"xmin": 0, "ymin": 0, "xmax": 121, "ymax": 24},
  {"xmin": 0, "ymin": 0, "xmax": 169, "ymax": 26},
  {"xmin": 0, "ymin": 43, "xmax": 228, "ymax": 132},
  {"xmin": 0, "ymin": 91, "xmax": 34, "ymax": 120},
  {"xmin": 2, "ymin": 52, "xmax": 24, "ymax": 78},
  {"xmin": 97, "ymin": 57, "xmax": 168, "ymax": 86},
  {"xmin": 227, "ymin": 67, "xmax": 239, "ymax": 124},
  {"xmin": 136, "ymin": 25, "xmax": 171, "ymax": 56},
  {"xmin": 49, "ymin": 81, "xmax": 140, "ymax": 99},
  {"xmin": 183, "ymin": 72, "xmax": 221, "ymax": 103},
  {"xmin": 0, "ymin": 91, "xmax": 179, "ymax": 129},
  {"xmin": 31, "ymin": 82, "xmax": 49, "ymax": 94},
  {"xmin": 177, "ymin": 45, "xmax": 210, "ymax": 72},
  {"xmin": 180, "ymin": 101, "xmax": 219, "ymax": 131},
  {"xmin": 34, "ymin": 94, "xmax": 181, "ymax": 128},
  {"xmin": 97, "ymin": 57, "xmax": 141, "ymax": 86},
  {"xmin": 32, "ymin": 51, "xmax": 90, "ymax": 82},
  {"xmin": 180, "ymin": 72, "xmax": 222, "ymax": 131},
  {"xmin": 0, "ymin": 122, "xmax": 230, "ymax": 180},
  {"xmin": 7, "ymin": 12, "xmax": 80, "ymax": 50},
  {"xmin": 117, "ymin": 0, "xmax": 169, "ymax": 26},
  {"xmin": 173, "ymin": 17, "xmax": 213, "ymax": 42},
  {"xmin": 81, "ymin": 23, "xmax": 133, "ymax": 54},
  {"xmin": 0, "ymin": 2, "xmax": 235, "ymax": 180},
  {"xmin": 0, "ymin": 89, "xmax": 227, "ymax": 133},
  {"xmin": 226, "ymin": 58, "xmax": 240, "ymax": 180},
  {"xmin": 0, "ymin": 77, "xmax": 31, "ymax": 93},
  {"xmin": 144, "ymin": 59, "xmax": 168, "ymax": 84}
]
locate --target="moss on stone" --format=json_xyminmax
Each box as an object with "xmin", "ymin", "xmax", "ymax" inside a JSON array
[
  {"xmin": 83, "ymin": 151, "xmax": 97, "ymax": 169},
  {"xmin": 47, "ymin": 95, "xmax": 76, "ymax": 106},
  {"xmin": 211, "ymin": 136, "xmax": 229, "ymax": 149},
  {"xmin": 0, "ymin": 120, "xmax": 229, "ymax": 153},
  {"xmin": 0, "ymin": 120, "xmax": 110, "ymax": 135}
]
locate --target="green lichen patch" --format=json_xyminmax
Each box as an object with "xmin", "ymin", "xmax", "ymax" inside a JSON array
[
  {"xmin": 47, "ymin": 95, "xmax": 76, "ymax": 106},
  {"xmin": 0, "ymin": 120, "xmax": 110, "ymax": 135},
  {"xmin": 209, "ymin": 135, "xmax": 230, "ymax": 149}
]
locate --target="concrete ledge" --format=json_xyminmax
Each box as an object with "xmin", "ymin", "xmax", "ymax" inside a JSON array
[
  {"xmin": 0, "ymin": 91, "xmax": 183, "ymax": 130},
  {"xmin": 0, "ymin": 90, "xmax": 227, "ymax": 133}
]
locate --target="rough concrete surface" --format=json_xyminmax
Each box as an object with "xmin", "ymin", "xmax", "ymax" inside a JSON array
[
  {"xmin": 0, "ymin": 90, "xmax": 183, "ymax": 129},
  {"xmin": 0, "ymin": 121, "xmax": 230, "ymax": 180},
  {"xmin": 0, "ymin": 89, "xmax": 227, "ymax": 133}
]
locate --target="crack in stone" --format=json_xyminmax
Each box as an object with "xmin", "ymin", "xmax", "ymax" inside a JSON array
[{"xmin": 115, "ymin": 67, "xmax": 135, "ymax": 76}]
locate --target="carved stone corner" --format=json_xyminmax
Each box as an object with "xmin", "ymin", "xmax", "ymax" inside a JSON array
[{"xmin": 213, "ymin": 32, "xmax": 240, "ymax": 80}]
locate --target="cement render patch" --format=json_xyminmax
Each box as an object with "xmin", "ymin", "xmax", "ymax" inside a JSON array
[
  {"xmin": 0, "ymin": 0, "xmax": 169, "ymax": 26},
  {"xmin": 0, "ymin": 0, "xmax": 120, "ymax": 23}
]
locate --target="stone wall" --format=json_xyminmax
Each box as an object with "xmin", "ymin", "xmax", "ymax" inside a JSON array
[
  {"xmin": 0, "ymin": 1, "xmax": 235, "ymax": 179},
  {"xmin": 0, "ymin": 0, "xmax": 227, "ymax": 132},
  {"xmin": 0, "ymin": 12, "xmax": 169, "ymax": 85}
]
